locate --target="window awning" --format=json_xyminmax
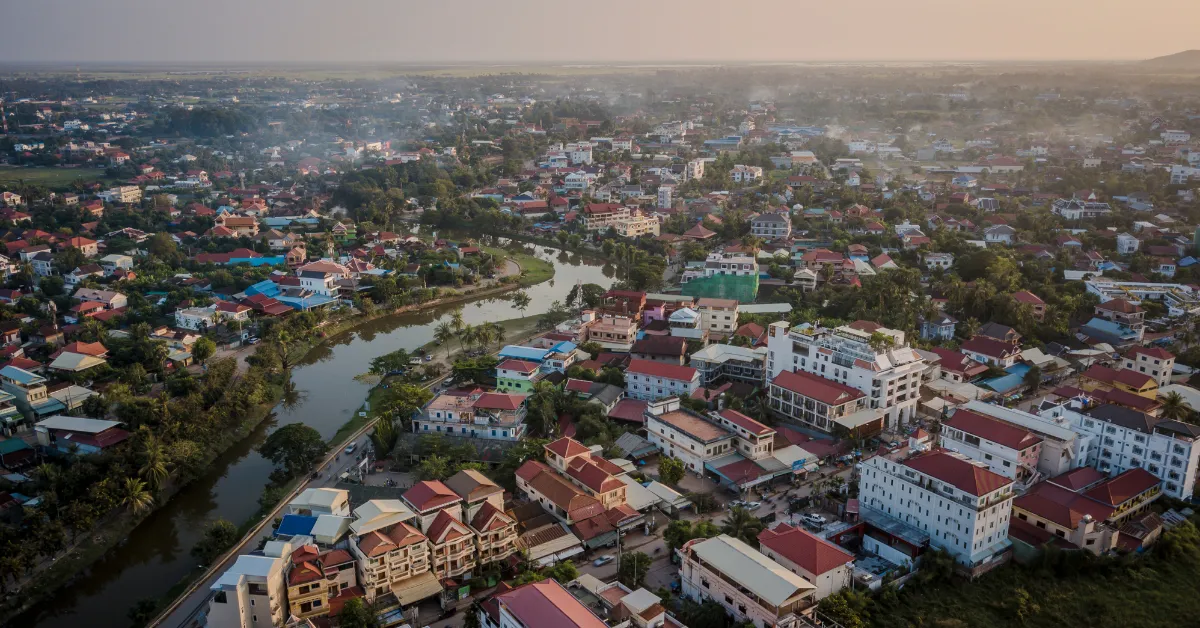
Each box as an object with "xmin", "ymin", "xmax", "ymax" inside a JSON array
[
  {"xmin": 390, "ymin": 571, "xmax": 443, "ymax": 606},
  {"xmin": 832, "ymin": 409, "xmax": 883, "ymax": 430}
]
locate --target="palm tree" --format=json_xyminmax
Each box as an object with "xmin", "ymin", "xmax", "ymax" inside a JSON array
[
  {"xmin": 450, "ymin": 307, "xmax": 465, "ymax": 334},
  {"xmin": 721, "ymin": 506, "xmax": 765, "ymax": 547},
  {"xmin": 460, "ymin": 323, "xmax": 476, "ymax": 353},
  {"xmin": 490, "ymin": 322, "xmax": 507, "ymax": 348},
  {"xmin": 1160, "ymin": 392, "xmax": 1191, "ymax": 422},
  {"xmin": 434, "ymin": 322, "xmax": 455, "ymax": 359},
  {"xmin": 139, "ymin": 436, "xmax": 170, "ymax": 490},
  {"xmin": 119, "ymin": 478, "xmax": 154, "ymax": 514}
]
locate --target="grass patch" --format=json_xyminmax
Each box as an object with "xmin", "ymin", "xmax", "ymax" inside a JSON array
[
  {"xmin": 0, "ymin": 166, "xmax": 110, "ymax": 189},
  {"xmin": 484, "ymin": 246, "xmax": 555, "ymax": 287}
]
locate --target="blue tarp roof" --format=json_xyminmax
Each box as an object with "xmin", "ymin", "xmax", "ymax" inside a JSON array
[
  {"xmin": 1082, "ymin": 317, "xmax": 1138, "ymax": 340},
  {"xmin": 1180, "ymin": 257, "xmax": 1197, "ymax": 267},
  {"xmin": 246, "ymin": 280, "xmax": 280, "ymax": 298},
  {"xmin": 499, "ymin": 345, "xmax": 551, "ymax": 361},
  {"xmin": 276, "ymin": 514, "xmax": 318, "ymax": 537},
  {"xmin": 550, "ymin": 341, "xmax": 578, "ymax": 354},
  {"xmin": 982, "ymin": 364, "xmax": 1030, "ymax": 395}
]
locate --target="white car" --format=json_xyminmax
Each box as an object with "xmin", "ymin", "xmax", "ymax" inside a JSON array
[
  {"xmin": 344, "ymin": 444, "xmax": 356, "ymax": 455},
  {"xmin": 801, "ymin": 513, "xmax": 827, "ymax": 526},
  {"xmin": 742, "ymin": 501, "xmax": 761, "ymax": 509}
]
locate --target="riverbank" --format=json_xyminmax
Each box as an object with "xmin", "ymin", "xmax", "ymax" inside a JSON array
[{"xmin": 0, "ymin": 384, "xmax": 282, "ymax": 623}]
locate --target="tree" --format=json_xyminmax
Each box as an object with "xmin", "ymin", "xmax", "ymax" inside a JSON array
[
  {"xmin": 139, "ymin": 436, "xmax": 170, "ymax": 490},
  {"xmin": 721, "ymin": 506, "xmax": 764, "ymax": 547},
  {"xmin": 618, "ymin": 551, "xmax": 652, "ymax": 588},
  {"xmin": 338, "ymin": 598, "xmax": 380, "ymax": 628},
  {"xmin": 417, "ymin": 454, "xmax": 451, "ymax": 480},
  {"xmin": 658, "ymin": 456, "xmax": 686, "ymax": 485},
  {"xmin": 119, "ymin": 477, "xmax": 154, "ymax": 514},
  {"xmin": 1160, "ymin": 391, "xmax": 1191, "ymax": 421},
  {"xmin": 258, "ymin": 423, "xmax": 327, "ymax": 477},
  {"xmin": 664, "ymin": 519, "xmax": 720, "ymax": 552},
  {"xmin": 192, "ymin": 336, "xmax": 216, "ymax": 365},
  {"xmin": 512, "ymin": 291, "xmax": 532, "ymax": 315},
  {"xmin": 1023, "ymin": 365, "xmax": 1043, "ymax": 390},
  {"xmin": 191, "ymin": 518, "xmax": 239, "ymax": 565},
  {"xmin": 434, "ymin": 322, "xmax": 455, "ymax": 359},
  {"xmin": 678, "ymin": 598, "xmax": 732, "ymax": 628}
]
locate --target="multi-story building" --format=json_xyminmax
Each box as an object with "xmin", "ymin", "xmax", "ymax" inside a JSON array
[
  {"xmin": 0, "ymin": 364, "xmax": 62, "ymax": 420},
  {"xmin": 657, "ymin": 185, "xmax": 674, "ymax": 210},
  {"xmin": 1039, "ymin": 401, "xmax": 1200, "ymax": 500},
  {"xmin": 1120, "ymin": 346, "xmax": 1175, "ymax": 389},
  {"xmin": 348, "ymin": 500, "xmax": 436, "ymax": 604},
  {"xmin": 683, "ymin": 158, "xmax": 707, "ymax": 181},
  {"xmin": 730, "ymin": 164, "xmax": 764, "ymax": 183},
  {"xmin": 751, "ymin": 212, "xmax": 792, "ymax": 240},
  {"xmin": 696, "ymin": 298, "xmax": 739, "ymax": 335},
  {"xmin": 482, "ymin": 578, "xmax": 608, "ymax": 628},
  {"xmin": 543, "ymin": 437, "xmax": 628, "ymax": 509},
  {"xmin": 689, "ymin": 344, "xmax": 767, "ymax": 387},
  {"xmin": 940, "ymin": 408, "xmax": 1044, "ymax": 489},
  {"xmin": 580, "ymin": 203, "xmax": 631, "ymax": 231},
  {"xmin": 768, "ymin": 369, "xmax": 875, "ymax": 436},
  {"xmin": 613, "ymin": 213, "xmax": 660, "ymax": 238},
  {"xmin": 680, "ymin": 252, "xmax": 760, "ymax": 303},
  {"xmin": 766, "ymin": 321, "xmax": 925, "ymax": 430},
  {"xmin": 584, "ymin": 314, "xmax": 638, "ymax": 351},
  {"xmin": 496, "ymin": 359, "xmax": 543, "ymax": 393},
  {"xmin": 758, "ymin": 524, "xmax": 854, "ymax": 601},
  {"xmin": 644, "ymin": 399, "xmax": 737, "ymax": 473},
  {"xmin": 208, "ymin": 541, "xmax": 296, "ymax": 628},
  {"xmin": 285, "ymin": 545, "xmax": 359, "ymax": 621},
  {"xmin": 1085, "ymin": 280, "xmax": 1200, "ymax": 318},
  {"xmin": 1011, "ymin": 467, "xmax": 1161, "ymax": 555},
  {"xmin": 403, "ymin": 480, "xmax": 465, "ymax": 533},
  {"xmin": 414, "ymin": 391, "xmax": 527, "ymax": 440},
  {"xmin": 858, "ymin": 450, "xmax": 1014, "ymax": 572},
  {"xmin": 679, "ymin": 535, "xmax": 817, "ymax": 628},
  {"xmin": 287, "ymin": 487, "xmax": 351, "ymax": 517},
  {"xmin": 632, "ymin": 335, "xmax": 688, "ymax": 365},
  {"xmin": 426, "ymin": 510, "xmax": 477, "ymax": 579},
  {"xmin": 625, "ymin": 359, "xmax": 700, "ymax": 401}
]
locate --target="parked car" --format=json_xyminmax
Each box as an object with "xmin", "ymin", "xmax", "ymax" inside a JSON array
[
  {"xmin": 801, "ymin": 513, "xmax": 827, "ymax": 526},
  {"xmin": 246, "ymin": 337, "xmax": 260, "ymax": 345},
  {"xmin": 344, "ymin": 444, "xmax": 356, "ymax": 455},
  {"xmin": 592, "ymin": 555, "xmax": 615, "ymax": 567}
]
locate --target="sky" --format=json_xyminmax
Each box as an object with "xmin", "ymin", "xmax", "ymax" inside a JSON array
[{"xmin": 1, "ymin": 0, "xmax": 1197, "ymax": 64}]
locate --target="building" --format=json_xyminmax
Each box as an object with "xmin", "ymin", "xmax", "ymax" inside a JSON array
[
  {"xmin": 961, "ymin": 400, "xmax": 1086, "ymax": 480},
  {"xmin": 1040, "ymin": 401, "xmax": 1200, "ymax": 500},
  {"xmin": 939, "ymin": 408, "xmax": 1044, "ymax": 489},
  {"xmin": 858, "ymin": 450, "xmax": 1014, "ymax": 572},
  {"xmin": 679, "ymin": 535, "xmax": 816, "ymax": 628},
  {"xmin": 347, "ymin": 500, "xmax": 439, "ymax": 605},
  {"xmin": 445, "ymin": 469, "xmax": 519, "ymax": 565},
  {"xmin": 679, "ymin": 253, "xmax": 760, "ymax": 303},
  {"xmin": 288, "ymin": 487, "xmax": 351, "ymax": 517},
  {"xmin": 645, "ymin": 401, "xmax": 737, "ymax": 474},
  {"xmin": 768, "ymin": 369, "xmax": 875, "ymax": 436},
  {"xmin": 758, "ymin": 524, "xmax": 854, "ymax": 600},
  {"xmin": 496, "ymin": 359, "xmax": 543, "ymax": 393},
  {"xmin": 696, "ymin": 298, "xmax": 739, "ymax": 335},
  {"xmin": 285, "ymin": 545, "xmax": 359, "ymax": 621},
  {"xmin": 414, "ymin": 392, "xmax": 527, "ymax": 441},
  {"xmin": 1086, "ymin": 280, "xmax": 1200, "ymax": 318},
  {"xmin": 0, "ymin": 365, "xmax": 64, "ymax": 421},
  {"xmin": 751, "ymin": 212, "xmax": 792, "ymax": 240},
  {"xmin": 632, "ymin": 335, "xmax": 688, "ymax": 365},
  {"xmin": 960, "ymin": 335, "xmax": 1021, "ymax": 368},
  {"xmin": 923, "ymin": 252, "xmax": 954, "ymax": 270},
  {"xmin": 731, "ymin": 164, "xmax": 764, "ymax": 183},
  {"xmin": 613, "ymin": 213, "xmax": 661, "ymax": 238},
  {"xmin": 99, "ymin": 185, "xmax": 142, "ymax": 204},
  {"xmin": 208, "ymin": 542, "xmax": 296, "ymax": 628},
  {"xmin": 1120, "ymin": 346, "xmax": 1174, "ymax": 389},
  {"xmin": 689, "ymin": 344, "xmax": 767, "ymax": 387},
  {"xmin": 625, "ymin": 359, "xmax": 700, "ymax": 401},
  {"xmin": 1116, "ymin": 233, "xmax": 1140, "ymax": 255},
  {"xmin": 215, "ymin": 214, "xmax": 261, "ymax": 237},
  {"xmin": 580, "ymin": 203, "xmax": 631, "ymax": 231},
  {"xmin": 1011, "ymin": 291, "xmax": 1045, "ymax": 321},
  {"xmin": 483, "ymin": 578, "xmax": 607, "ymax": 628},
  {"xmin": 766, "ymin": 321, "xmax": 925, "ymax": 430},
  {"xmin": 35, "ymin": 415, "xmax": 130, "ymax": 455},
  {"xmin": 584, "ymin": 314, "xmax": 638, "ymax": 352},
  {"xmin": 1011, "ymin": 467, "xmax": 1161, "ymax": 555},
  {"xmin": 919, "ymin": 313, "xmax": 957, "ymax": 341},
  {"xmin": 1052, "ymin": 198, "xmax": 1112, "ymax": 220}
]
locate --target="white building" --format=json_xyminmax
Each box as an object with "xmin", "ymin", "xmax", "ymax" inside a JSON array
[
  {"xmin": 923, "ymin": 252, "xmax": 954, "ymax": 270},
  {"xmin": 1040, "ymin": 400, "xmax": 1200, "ymax": 500},
  {"xmin": 208, "ymin": 542, "xmax": 296, "ymax": 628},
  {"xmin": 758, "ymin": 524, "xmax": 854, "ymax": 601},
  {"xmin": 766, "ymin": 322, "xmax": 925, "ymax": 429},
  {"xmin": 960, "ymin": 401, "xmax": 1087, "ymax": 480},
  {"xmin": 625, "ymin": 359, "xmax": 700, "ymax": 401},
  {"xmin": 679, "ymin": 535, "xmax": 816, "ymax": 628},
  {"xmin": 939, "ymin": 408, "xmax": 1044, "ymax": 490},
  {"xmin": 858, "ymin": 450, "xmax": 1014, "ymax": 570},
  {"xmin": 1161, "ymin": 129, "xmax": 1191, "ymax": 144},
  {"xmin": 1116, "ymin": 233, "xmax": 1140, "ymax": 255},
  {"xmin": 696, "ymin": 298, "xmax": 739, "ymax": 335},
  {"xmin": 657, "ymin": 185, "xmax": 674, "ymax": 209},
  {"xmin": 731, "ymin": 164, "xmax": 764, "ymax": 183}
]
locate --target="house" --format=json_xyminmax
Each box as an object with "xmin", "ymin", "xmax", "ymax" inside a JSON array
[
  {"xmin": 919, "ymin": 312, "xmax": 957, "ymax": 341},
  {"xmin": 631, "ymin": 335, "xmax": 688, "ymax": 365},
  {"xmin": 984, "ymin": 224, "xmax": 1016, "ymax": 245},
  {"xmin": 923, "ymin": 253, "xmax": 954, "ymax": 271},
  {"xmin": 285, "ymin": 545, "xmax": 359, "ymax": 621},
  {"xmin": 415, "ymin": 391, "xmax": 527, "ymax": 440},
  {"xmin": 1120, "ymin": 346, "xmax": 1174, "ymax": 389},
  {"xmin": 1078, "ymin": 365, "xmax": 1158, "ymax": 399},
  {"xmin": 769, "ymin": 369, "xmax": 874, "ymax": 436},
  {"xmin": 496, "ymin": 359, "xmax": 543, "ymax": 393},
  {"xmin": 695, "ymin": 298, "xmax": 739, "ymax": 336},
  {"xmin": 62, "ymin": 236, "xmax": 99, "ymax": 258},
  {"xmin": 347, "ymin": 501, "xmax": 436, "ymax": 604},
  {"xmin": 751, "ymin": 212, "xmax": 792, "ymax": 240},
  {"xmin": 624, "ymin": 359, "xmax": 700, "ymax": 401},
  {"xmin": 35, "ymin": 416, "xmax": 130, "ymax": 455},
  {"xmin": 287, "ymin": 487, "xmax": 351, "ymax": 517},
  {"xmin": 679, "ymin": 535, "xmax": 816, "ymax": 628},
  {"xmin": 99, "ymin": 254, "xmax": 135, "ymax": 275},
  {"xmin": 858, "ymin": 450, "xmax": 1014, "ymax": 572},
  {"xmin": 1012, "ymin": 290, "xmax": 1045, "ymax": 321},
  {"xmin": 482, "ymin": 578, "xmax": 607, "ymax": 628},
  {"xmin": 1011, "ymin": 468, "xmax": 1161, "ymax": 555},
  {"xmin": 1116, "ymin": 233, "xmax": 1140, "ymax": 255},
  {"xmin": 960, "ymin": 335, "xmax": 1022, "ymax": 368},
  {"xmin": 65, "ymin": 264, "xmax": 104, "ymax": 286},
  {"xmin": 689, "ymin": 344, "xmax": 767, "ymax": 388},
  {"xmin": 758, "ymin": 524, "xmax": 855, "ymax": 600},
  {"xmin": 214, "ymin": 215, "xmax": 260, "ymax": 237}
]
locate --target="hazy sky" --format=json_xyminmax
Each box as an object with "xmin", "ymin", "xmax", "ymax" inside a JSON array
[{"xmin": 1, "ymin": 0, "xmax": 1196, "ymax": 64}]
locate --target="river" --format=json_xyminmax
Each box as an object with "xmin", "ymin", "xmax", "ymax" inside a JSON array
[{"xmin": 14, "ymin": 245, "xmax": 617, "ymax": 628}]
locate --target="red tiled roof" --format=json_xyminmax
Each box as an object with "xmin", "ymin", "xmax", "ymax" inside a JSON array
[
  {"xmin": 717, "ymin": 409, "xmax": 773, "ymax": 436},
  {"xmin": 759, "ymin": 523, "xmax": 855, "ymax": 576},
  {"xmin": 1048, "ymin": 467, "xmax": 1107, "ymax": 492},
  {"xmin": 470, "ymin": 501, "xmax": 514, "ymax": 533},
  {"xmin": 1128, "ymin": 346, "xmax": 1174, "ymax": 360},
  {"xmin": 608, "ymin": 398, "xmax": 648, "ymax": 424},
  {"xmin": 1096, "ymin": 299, "xmax": 1141, "ymax": 314},
  {"xmin": 545, "ymin": 437, "xmax": 591, "ymax": 459},
  {"xmin": 1014, "ymin": 481, "xmax": 1114, "ymax": 529},
  {"xmin": 961, "ymin": 336, "xmax": 1021, "ymax": 359},
  {"xmin": 1083, "ymin": 468, "xmax": 1160, "ymax": 508},
  {"xmin": 927, "ymin": 347, "xmax": 989, "ymax": 376},
  {"xmin": 904, "ymin": 450, "xmax": 1012, "ymax": 497},
  {"xmin": 498, "ymin": 359, "xmax": 540, "ymax": 374},
  {"xmin": 945, "ymin": 409, "xmax": 1042, "ymax": 451},
  {"xmin": 493, "ymin": 579, "xmax": 608, "ymax": 628},
  {"xmin": 402, "ymin": 480, "xmax": 461, "ymax": 512},
  {"xmin": 566, "ymin": 456, "xmax": 624, "ymax": 493},
  {"xmin": 1012, "ymin": 290, "xmax": 1044, "ymax": 305},
  {"xmin": 626, "ymin": 358, "xmax": 698, "ymax": 382},
  {"xmin": 771, "ymin": 369, "xmax": 865, "ymax": 406},
  {"xmin": 426, "ymin": 509, "xmax": 471, "ymax": 544},
  {"xmin": 472, "ymin": 392, "xmax": 525, "ymax": 411}
]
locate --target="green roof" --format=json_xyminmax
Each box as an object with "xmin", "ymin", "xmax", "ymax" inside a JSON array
[{"xmin": 0, "ymin": 439, "xmax": 32, "ymax": 455}]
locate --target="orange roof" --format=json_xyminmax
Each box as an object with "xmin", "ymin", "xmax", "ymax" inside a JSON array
[
  {"xmin": 545, "ymin": 437, "xmax": 590, "ymax": 459},
  {"xmin": 759, "ymin": 523, "xmax": 855, "ymax": 576},
  {"xmin": 402, "ymin": 480, "xmax": 462, "ymax": 512}
]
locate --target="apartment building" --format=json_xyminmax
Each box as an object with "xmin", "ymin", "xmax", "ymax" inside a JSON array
[
  {"xmin": 1040, "ymin": 401, "xmax": 1200, "ymax": 500},
  {"xmin": 543, "ymin": 437, "xmax": 629, "ymax": 509},
  {"xmin": 758, "ymin": 524, "xmax": 854, "ymax": 601},
  {"xmin": 766, "ymin": 321, "xmax": 925, "ymax": 429},
  {"xmin": 632, "ymin": 335, "xmax": 688, "ymax": 365},
  {"xmin": 208, "ymin": 542, "xmax": 295, "ymax": 628},
  {"xmin": 689, "ymin": 344, "xmax": 767, "ymax": 387},
  {"xmin": 482, "ymin": 578, "xmax": 608, "ymax": 628},
  {"xmin": 403, "ymin": 480, "xmax": 465, "ymax": 533},
  {"xmin": 580, "ymin": 203, "xmax": 631, "ymax": 231},
  {"xmin": 348, "ymin": 500, "xmax": 437, "ymax": 604},
  {"xmin": 768, "ymin": 369, "xmax": 873, "ymax": 436},
  {"xmin": 287, "ymin": 487, "xmax": 350, "ymax": 517},
  {"xmin": 426, "ymin": 510, "xmax": 477, "ymax": 580},
  {"xmin": 1120, "ymin": 346, "xmax": 1175, "ymax": 389},
  {"xmin": 940, "ymin": 409, "xmax": 1044, "ymax": 489},
  {"xmin": 613, "ymin": 213, "xmax": 661, "ymax": 238},
  {"xmin": 444, "ymin": 469, "xmax": 519, "ymax": 565},
  {"xmin": 858, "ymin": 450, "xmax": 1014, "ymax": 572},
  {"xmin": 1011, "ymin": 467, "xmax": 1161, "ymax": 555},
  {"xmin": 644, "ymin": 400, "xmax": 737, "ymax": 473},
  {"xmin": 414, "ymin": 391, "xmax": 527, "ymax": 441},
  {"xmin": 625, "ymin": 359, "xmax": 701, "ymax": 401},
  {"xmin": 285, "ymin": 545, "xmax": 359, "ymax": 621},
  {"xmin": 679, "ymin": 535, "xmax": 817, "ymax": 628},
  {"xmin": 751, "ymin": 212, "xmax": 792, "ymax": 240},
  {"xmin": 584, "ymin": 314, "xmax": 638, "ymax": 351},
  {"xmin": 696, "ymin": 298, "xmax": 739, "ymax": 335}
]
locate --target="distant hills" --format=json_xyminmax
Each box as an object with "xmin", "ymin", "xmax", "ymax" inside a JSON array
[{"xmin": 1142, "ymin": 50, "xmax": 1200, "ymax": 68}]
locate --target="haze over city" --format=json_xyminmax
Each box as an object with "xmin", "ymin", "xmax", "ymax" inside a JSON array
[{"xmin": 2, "ymin": 0, "xmax": 1198, "ymax": 64}]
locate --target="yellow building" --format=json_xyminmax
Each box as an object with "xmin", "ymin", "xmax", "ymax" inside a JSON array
[{"xmin": 286, "ymin": 545, "xmax": 359, "ymax": 620}]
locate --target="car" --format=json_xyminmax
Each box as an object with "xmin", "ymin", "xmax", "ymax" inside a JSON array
[
  {"xmin": 344, "ymin": 444, "xmax": 356, "ymax": 455},
  {"xmin": 592, "ymin": 555, "xmax": 615, "ymax": 567},
  {"xmin": 246, "ymin": 337, "xmax": 260, "ymax": 345},
  {"xmin": 801, "ymin": 513, "xmax": 827, "ymax": 526},
  {"xmin": 424, "ymin": 355, "xmax": 434, "ymax": 362},
  {"xmin": 741, "ymin": 501, "xmax": 761, "ymax": 509}
]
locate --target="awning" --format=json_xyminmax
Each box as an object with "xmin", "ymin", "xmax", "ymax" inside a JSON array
[
  {"xmin": 832, "ymin": 408, "xmax": 883, "ymax": 430},
  {"xmin": 390, "ymin": 571, "xmax": 443, "ymax": 606}
]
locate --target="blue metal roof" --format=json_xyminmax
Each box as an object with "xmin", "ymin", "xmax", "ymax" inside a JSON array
[
  {"xmin": 499, "ymin": 345, "xmax": 550, "ymax": 361},
  {"xmin": 276, "ymin": 514, "xmax": 317, "ymax": 537},
  {"xmin": 245, "ymin": 280, "xmax": 280, "ymax": 298},
  {"xmin": 275, "ymin": 293, "xmax": 337, "ymax": 311},
  {"xmin": 549, "ymin": 341, "xmax": 577, "ymax": 354},
  {"xmin": 0, "ymin": 365, "xmax": 44, "ymax": 386}
]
